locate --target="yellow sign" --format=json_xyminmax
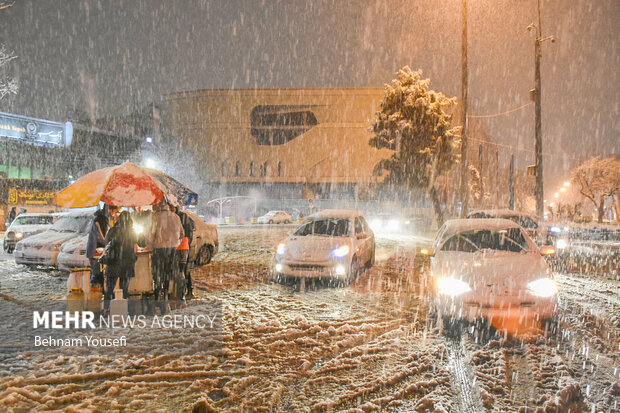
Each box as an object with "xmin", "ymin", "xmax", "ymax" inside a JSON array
[{"xmin": 8, "ymin": 188, "xmax": 56, "ymax": 206}]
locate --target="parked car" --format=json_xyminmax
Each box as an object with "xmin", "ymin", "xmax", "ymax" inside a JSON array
[
  {"xmin": 14, "ymin": 211, "xmax": 93, "ymax": 267},
  {"xmin": 185, "ymin": 211, "xmax": 219, "ymax": 266},
  {"xmin": 57, "ymin": 234, "xmax": 89, "ymax": 271},
  {"xmin": 55, "ymin": 210, "xmax": 218, "ymax": 272},
  {"xmin": 428, "ymin": 218, "xmax": 558, "ymax": 334},
  {"xmin": 3, "ymin": 213, "xmax": 56, "ymax": 253},
  {"xmin": 257, "ymin": 210, "xmax": 292, "ymax": 224},
  {"xmin": 274, "ymin": 209, "xmax": 375, "ymax": 285}
]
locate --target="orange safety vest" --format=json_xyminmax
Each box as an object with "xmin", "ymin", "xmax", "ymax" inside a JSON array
[{"xmin": 177, "ymin": 237, "xmax": 189, "ymax": 251}]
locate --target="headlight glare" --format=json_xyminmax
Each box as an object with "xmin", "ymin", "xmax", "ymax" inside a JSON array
[
  {"xmin": 15, "ymin": 232, "xmax": 23, "ymax": 239},
  {"xmin": 276, "ymin": 243, "xmax": 287, "ymax": 255},
  {"xmin": 527, "ymin": 278, "xmax": 558, "ymax": 297},
  {"xmin": 437, "ymin": 277, "xmax": 471, "ymax": 297},
  {"xmin": 556, "ymin": 239, "xmax": 567, "ymax": 249},
  {"xmin": 333, "ymin": 245, "xmax": 350, "ymax": 257}
]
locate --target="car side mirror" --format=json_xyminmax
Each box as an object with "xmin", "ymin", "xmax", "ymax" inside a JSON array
[{"xmin": 540, "ymin": 245, "xmax": 556, "ymax": 256}]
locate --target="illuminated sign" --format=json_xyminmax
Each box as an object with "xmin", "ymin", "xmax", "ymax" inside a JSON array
[
  {"xmin": 0, "ymin": 112, "xmax": 73, "ymax": 147},
  {"xmin": 8, "ymin": 188, "xmax": 57, "ymax": 205}
]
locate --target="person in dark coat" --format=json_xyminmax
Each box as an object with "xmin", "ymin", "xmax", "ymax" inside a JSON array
[
  {"xmin": 86, "ymin": 205, "xmax": 118, "ymax": 288},
  {"xmin": 101, "ymin": 211, "xmax": 137, "ymax": 310},
  {"xmin": 7, "ymin": 207, "xmax": 16, "ymax": 224},
  {"xmin": 175, "ymin": 206, "xmax": 195, "ymax": 298}
]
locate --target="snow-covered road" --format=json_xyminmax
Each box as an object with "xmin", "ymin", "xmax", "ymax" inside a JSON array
[{"xmin": 0, "ymin": 226, "xmax": 618, "ymax": 412}]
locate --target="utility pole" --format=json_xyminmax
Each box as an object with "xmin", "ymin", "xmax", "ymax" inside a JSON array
[
  {"xmin": 459, "ymin": 0, "xmax": 469, "ymax": 217},
  {"xmin": 530, "ymin": 0, "xmax": 554, "ymax": 219}
]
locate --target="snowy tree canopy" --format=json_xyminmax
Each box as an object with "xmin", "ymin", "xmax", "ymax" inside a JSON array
[
  {"xmin": 0, "ymin": 2, "xmax": 18, "ymax": 100},
  {"xmin": 370, "ymin": 67, "xmax": 460, "ymax": 224},
  {"xmin": 570, "ymin": 156, "xmax": 620, "ymax": 222}
]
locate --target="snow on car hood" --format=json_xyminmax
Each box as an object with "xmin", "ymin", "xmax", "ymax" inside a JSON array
[
  {"xmin": 59, "ymin": 235, "xmax": 88, "ymax": 253},
  {"xmin": 7, "ymin": 224, "xmax": 51, "ymax": 235},
  {"xmin": 19, "ymin": 230, "xmax": 82, "ymax": 247},
  {"xmin": 282, "ymin": 235, "xmax": 349, "ymax": 261},
  {"xmin": 432, "ymin": 250, "xmax": 550, "ymax": 288}
]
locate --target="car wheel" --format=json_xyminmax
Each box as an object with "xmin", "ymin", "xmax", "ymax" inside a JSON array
[
  {"xmin": 268, "ymin": 220, "xmax": 273, "ymax": 224},
  {"xmin": 368, "ymin": 245, "xmax": 375, "ymax": 267},
  {"xmin": 286, "ymin": 220, "xmax": 291, "ymax": 224},
  {"xmin": 197, "ymin": 245, "xmax": 213, "ymax": 266},
  {"xmin": 347, "ymin": 257, "xmax": 359, "ymax": 285}
]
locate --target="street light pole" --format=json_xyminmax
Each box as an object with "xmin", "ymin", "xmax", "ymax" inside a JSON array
[
  {"xmin": 460, "ymin": 0, "xmax": 469, "ymax": 217},
  {"xmin": 534, "ymin": 0, "xmax": 544, "ymax": 220}
]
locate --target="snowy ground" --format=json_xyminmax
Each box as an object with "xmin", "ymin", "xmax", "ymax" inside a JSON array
[{"xmin": 0, "ymin": 226, "xmax": 618, "ymax": 412}]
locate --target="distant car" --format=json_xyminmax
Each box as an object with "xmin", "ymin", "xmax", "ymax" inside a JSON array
[
  {"xmin": 429, "ymin": 218, "xmax": 558, "ymax": 333},
  {"xmin": 14, "ymin": 211, "xmax": 93, "ymax": 267},
  {"xmin": 366, "ymin": 213, "xmax": 425, "ymax": 235},
  {"xmin": 3, "ymin": 213, "xmax": 56, "ymax": 253},
  {"xmin": 55, "ymin": 210, "xmax": 218, "ymax": 271},
  {"xmin": 274, "ymin": 209, "xmax": 375, "ymax": 285},
  {"xmin": 257, "ymin": 210, "xmax": 292, "ymax": 224},
  {"xmin": 467, "ymin": 209, "xmax": 550, "ymax": 245}
]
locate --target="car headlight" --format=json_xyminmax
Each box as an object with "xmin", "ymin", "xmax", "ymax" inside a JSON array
[
  {"xmin": 556, "ymin": 239, "xmax": 568, "ymax": 249},
  {"xmin": 134, "ymin": 224, "xmax": 144, "ymax": 234},
  {"xmin": 386, "ymin": 219, "xmax": 400, "ymax": 232},
  {"xmin": 275, "ymin": 263, "xmax": 283, "ymax": 272},
  {"xmin": 332, "ymin": 245, "xmax": 350, "ymax": 257},
  {"xmin": 527, "ymin": 278, "xmax": 558, "ymax": 297},
  {"xmin": 15, "ymin": 232, "xmax": 23, "ymax": 240},
  {"xmin": 276, "ymin": 243, "xmax": 287, "ymax": 255},
  {"xmin": 549, "ymin": 226, "xmax": 561, "ymax": 234},
  {"xmin": 437, "ymin": 277, "xmax": 471, "ymax": 297}
]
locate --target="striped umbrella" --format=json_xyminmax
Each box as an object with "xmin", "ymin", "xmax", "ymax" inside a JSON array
[{"xmin": 54, "ymin": 161, "xmax": 198, "ymax": 208}]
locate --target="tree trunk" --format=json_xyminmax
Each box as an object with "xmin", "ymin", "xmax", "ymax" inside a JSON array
[
  {"xmin": 429, "ymin": 186, "xmax": 444, "ymax": 227},
  {"xmin": 597, "ymin": 196, "xmax": 605, "ymax": 223}
]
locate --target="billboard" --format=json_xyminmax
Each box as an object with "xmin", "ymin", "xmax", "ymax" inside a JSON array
[{"xmin": 0, "ymin": 112, "xmax": 73, "ymax": 147}]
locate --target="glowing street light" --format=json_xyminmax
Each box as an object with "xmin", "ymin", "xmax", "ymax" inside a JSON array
[{"xmin": 563, "ymin": 181, "xmax": 570, "ymax": 187}]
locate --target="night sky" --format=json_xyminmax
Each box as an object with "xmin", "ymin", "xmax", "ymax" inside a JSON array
[{"xmin": 1, "ymin": 0, "xmax": 618, "ymax": 194}]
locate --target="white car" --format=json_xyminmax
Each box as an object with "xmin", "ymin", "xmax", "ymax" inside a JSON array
[
  {"xmin": 56, "ymin": 210, "xmax": 218, "ymax": 272},
  {"xmin": 274, "ymin": 209, "xmax": 375, "ymax": 285},
  {"xmin": 257, "ymin": 210, "xmax": 292, "ymax": 224},
  {"xmin": 429, "ymin": 218, "xmax": 558, "ymax": 332},
  {"xmin": 3, "ymin": 213, "xmax": 56, "ymax": 253},
  {"xmin": 57, "ymin": 234, "xmax": 89, "ymax": 271},
  {"xmin": 14, "ymin": 212, "xmax": 93, "ymax": 267}
]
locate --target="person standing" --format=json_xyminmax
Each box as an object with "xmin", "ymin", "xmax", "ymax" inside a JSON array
[
  {"xmin": 7, "ymin": 207, "xmax": 16, "ymax": 224},
  {"xmin": 175, "ymin": 206, "xmax": 195, "ymax": 299},
  {"xmin": 86, "ymin": 205, "xmax": 118, "ymax": 289},
  {"xmin": 100, "ymin": 211, "xmax": 137, "ymax": 311},
  {"xmin": 150, "ymin": 201, "xmax": 184, "ymax": 305}
]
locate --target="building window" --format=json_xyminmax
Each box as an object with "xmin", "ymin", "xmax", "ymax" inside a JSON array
[
  {"xmin": 278, "ymin": 161, "xmax": 282, "ymax": 177},
  {"xmin": 260, "ymin": 161, "xmax": 268, "ymax": 177},
  {"xmin": 221, "ymin": 161, "xmax": 227, "ymax": 177},
  {"xmin": 251, "ymin": 105, "xmax": 319, "ymax": 145},
  {"xmin": 249, "ymin": 162, "xmax": 254, "ymax": 176},
  {"xmin": 235, "ymin": 161, "xmax": 240, "ymax": 177}
]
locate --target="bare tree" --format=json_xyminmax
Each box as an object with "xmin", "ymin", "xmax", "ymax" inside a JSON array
[
  {"xmin": 571, "ymin": 156, "xmax": 620, "ymax": 223},
  {"xmin": 0, "ymin": 2, "xmax": 18, "ymax": 100}
]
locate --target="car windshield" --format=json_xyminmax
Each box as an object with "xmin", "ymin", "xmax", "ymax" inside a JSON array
[
  {"xmin": 440, "ymin": 228, "xmax": 529, "ymax": 253},
  {"xmin": 294, "ymin": 218, "xmax": 350, "ymax": 237},
  {"xmin": 49, "ymin": 216, "xmax": 92, "ymax": 233},
  {"xmin": 265, "ymin": 211, "xmax": 277, "ymax": 216},
  {"xmin": 12, "ymin": 216, "xmax": 54, "ymax": 226}
]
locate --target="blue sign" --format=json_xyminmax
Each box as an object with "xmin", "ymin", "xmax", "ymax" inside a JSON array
[{"xmin": 0, "ymin": 111, "xmax": 73, "ymax": 147}]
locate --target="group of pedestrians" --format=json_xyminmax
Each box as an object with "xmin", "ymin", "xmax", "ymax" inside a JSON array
[{"xmin": 85, "ymin": 201, "xmax": 195, "ymax": 312}]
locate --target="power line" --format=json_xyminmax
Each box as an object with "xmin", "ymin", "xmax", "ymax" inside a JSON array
[{"xmin": 468, "ymin": 102, "xmax": 533, "ymax": 119}]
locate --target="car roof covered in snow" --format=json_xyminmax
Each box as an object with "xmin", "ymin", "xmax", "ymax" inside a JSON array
[
  {"xmin": 12, "ymin": 213, "xmax": 55, "ymax": 218},
  {"xmin": 439, "ymin": 218, "xmax": 521, "ymax": 238},
  {"xmin": 55, "ymin": 210, "xmax": 96, "ymax": 218},
  {"xmin": 467, "ymin": 209, "xmax": 537, "ymax": 220},
  {"xmin": 310, "ymin": 209, "xmax": 362, "ymax": 220}
]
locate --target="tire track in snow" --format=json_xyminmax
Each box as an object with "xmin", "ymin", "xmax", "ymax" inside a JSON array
[{"xmin": 446, "ymin": 337, "xmax": 485, "ymax": 413}]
